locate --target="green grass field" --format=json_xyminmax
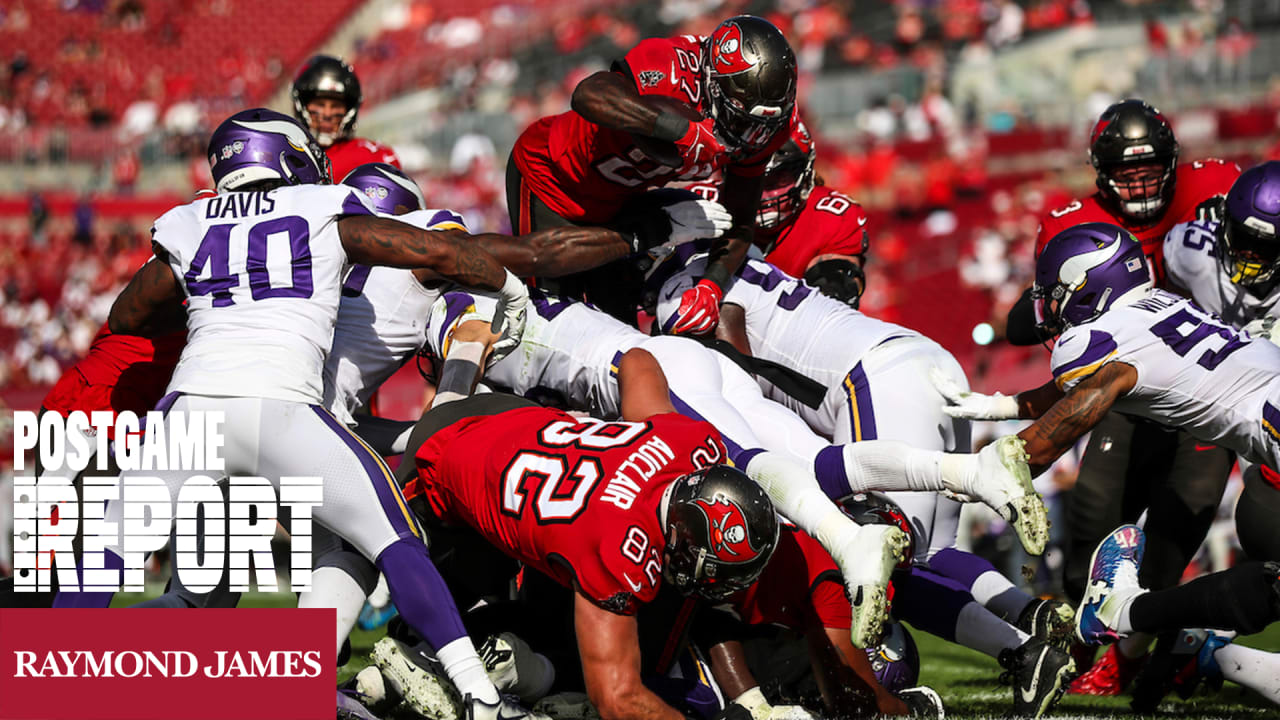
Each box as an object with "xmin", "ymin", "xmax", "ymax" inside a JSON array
[{"xmin": 114, "ymin": 589, "xmax": 1280, "ymax": 718}]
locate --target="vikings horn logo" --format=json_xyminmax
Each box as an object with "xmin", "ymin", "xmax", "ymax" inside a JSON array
[
  {"xmin": 710, "ymin": 22, "xmax": 754, "ymax": 76},
  {"xmin": 693, "ymin": 493, "xmax": 764, "ymax": 563}
]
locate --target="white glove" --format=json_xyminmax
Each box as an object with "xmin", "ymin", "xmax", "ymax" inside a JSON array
[
  {"xmin": 1243, "ymin": 316, "xmax": 1278, "ymax": 343},
  {"xmin": 929, "ymin": 366, "xmax": 1020, "ymax": 420},
  {"xmin": 732, "ymin": 688, "xmax": 818, "ymax": 720},
  {"xmin": 488, "ymin": 271, "xmax": 529, "ymax": 366},
  {"xmin": 662, "ymin": 198, "xmax": 733, "ymax": 246}
]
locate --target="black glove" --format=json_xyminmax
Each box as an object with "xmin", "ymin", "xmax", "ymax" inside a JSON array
[
  {"xmin": 1195, "ymin": 194, "xmax": 1225, "ymax": 224},
  {"xmin": 804, "ymin": 258, "xmax": 865, "ymax": 309}
]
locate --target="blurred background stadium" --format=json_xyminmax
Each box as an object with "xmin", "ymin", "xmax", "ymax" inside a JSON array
[{"xmin": 1, "ymin": 0, "xmax": 1278, "ymax": 600}]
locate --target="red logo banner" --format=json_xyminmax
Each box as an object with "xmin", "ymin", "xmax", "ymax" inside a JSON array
[{"xmin": 0, "ymin": 608, "xmax": 334, "ymax": 720}]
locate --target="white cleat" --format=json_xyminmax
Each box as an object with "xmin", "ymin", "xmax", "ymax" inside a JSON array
[
  {"xmin": 467, "ymin": 694, "xmax": 554, "ymax": 720},
  {"xmin": 371, "ymin": 636, "xmax": 463, "ymax": 720},
  {"xmin": 840, "ymin": 524, "xmax": 910, "ymax": 648},
  {"xmin": 961, "ymin": 435, "xmax": 1049, "ymax": 556}
]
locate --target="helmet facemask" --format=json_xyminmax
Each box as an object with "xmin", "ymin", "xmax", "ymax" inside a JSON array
[
  {"xmin": 1218, "ymin": 214, "xmax": 1280, "ymax": 288},
  {"xmin": 1100, "ymin": 161, "xmax": 1175, "ymax": 221},
  {"xmin": 756, "ymin": 141, "xmax": 814, "ymax": 229}
]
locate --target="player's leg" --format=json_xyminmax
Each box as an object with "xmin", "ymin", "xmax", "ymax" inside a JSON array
[
  {"xmin": 255, "ymin": 398, "xmax": 506, "ymax": 711},
  {"xmin": 1141, "ymin": 429, "xmax": 1232, "ymax": 590},
  {"xmin": 297, "ymin": 527, "xmax": 379, "ymax": 657},
  {"xmin": 638, "ymin": 335, "xmax": 906, "ymax": 645},
  {"xmin": 1063, "ymin": 413, "xmax": 1140, "ymax": 602},
  {"xmin": 1236, "ymin": 464, "xmax": 1280, "ymax": 560}
]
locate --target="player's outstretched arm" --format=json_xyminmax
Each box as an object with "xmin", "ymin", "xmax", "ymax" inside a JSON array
[
  {"xmin": 617, "ymin": 348, "xmax": 676, "ymax": 421},
  {"xmin": 1017, "ymin": 362, "xmax": 1137, "ymax": 475},
  {"xmin": 574, "ymin": 592, "xmax": 684, "ymax": 720},
  {"xmin": 812, "ymin": 628, "xmax": 907, "ymax": 716},
  {"xmin": 472, "ymin": 226, "xmax": 636, "ymax": 279},
  {"xmin": 338, "ymin": 215, "xmax": 508, "ymax": 291},
  {"xmin": 671, "ymin": 170, "xmax": 761, "ymax": 336},
  {"xmin": 108, "ymin": 248, "xmax": 186, "ymax": 336},
  {"xmin": 716, "ymin": 303, "xmax": 753, "ymax": 355}
]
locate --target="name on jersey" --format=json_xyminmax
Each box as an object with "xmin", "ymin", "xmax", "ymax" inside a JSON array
[
  {"xmin": 204, "ymin": 190, "xmax": 276, "ymax": 219},
  {"xmin": 1130, "ymin": 292, "xmax": 1179, "ymax": 314},
  {"xmin": 599, "ymin": 436, "xmax": 676, "ymax": 510}
]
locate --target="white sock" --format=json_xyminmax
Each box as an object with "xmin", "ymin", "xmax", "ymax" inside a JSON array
[
  {"xmin": 1214, "ymin": 643, "xmax": 1280, "ymax": 705},
  {"xmin": 1118, "ymin": 632, "xmax": 1152, "ymax": 659},
  {"xmin": 745, "ymin": 452, "xmax": 867, "ymax": 582},
  {"xmin": 368, "ymin": 573, "xmax": 391, "ymax": 608},
  {"xmin": 438, "ymin": 636, "xmax": 500, "ymax": 704},
  {"xmin": 969, "ymin": 570, "xmax": 1033, "ymax": 621},
  {"xmin": 297, "ymin": 566, "xmax": 368, "ymax": 657},
  {"xmin": 955, "ymin": 602, "xmax": 1030, "ymax": 659},
  {"xmin": 840, "ymin": 441, "xmax": 947, "ymax": 493}
]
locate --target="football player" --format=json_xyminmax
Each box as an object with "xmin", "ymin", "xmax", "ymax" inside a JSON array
[
  {"xmin": 421, "ymin": 284, "xmax": 1046, "ymax": 647},
  {"xmin": 292, "ymin": 55, "xmax": 400, "ymax": 181},
  {"xmin": 51, "ymin": 108, "xmax": 536, "ymax": 720},
  {"xmin": 936, "ymin": 222, "xmax": 1280, "ymax": 564},
  {"xmin": 1006, "ymin": 99, "xmax": 1241, "ymax": 694},
  {"xmin": 508, "ymin": 15, "xmax": 798, "ymax": 330},
  {"xmin": 399, "ymin": 376, "xmax": 781, "ymax": 720},
  {"xmin": 687, "ymin": 121, "xmax": 870, "ymax": 306},
  {"xmin": 650, "ymin": 249, "xmax": 1076, "ymax": 716}
]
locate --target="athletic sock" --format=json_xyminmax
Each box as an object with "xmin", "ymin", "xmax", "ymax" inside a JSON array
[
  {"xmin": 1214, "ymin": 643, "xmax": 1280, "ymax": 705},
  {"xmin": 298, "ymin": 566, "xmax": 369, "ymax": 656},
  {"xmin": 1127, "ymin": 561, "xmax": 1280, "ymax": 635},
  {"xmin": 813, "ymin": 441, "xmax": 945, "ymax": 499},
  {"xmin": 930, "ymin": 547, "xmax": 1036, "ymax": 622}
]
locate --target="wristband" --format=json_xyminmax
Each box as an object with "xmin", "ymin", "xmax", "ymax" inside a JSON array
[{"xmin": 653, "ymin": 110, "xmax": 692, "ymax": 143}]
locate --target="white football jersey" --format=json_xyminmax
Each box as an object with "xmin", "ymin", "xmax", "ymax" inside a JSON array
[
  {"xmin": 1051, "ymin": 288, "xmax": 1280, "ymax": 467},
  {"xmin": 322, "ymin": 208, "xmax": 469, "ymax": 424},
  {"xmin": 154, "ymin": 184, "xmax": 376, "ymax": 404},
  {"xmin": 1163, "ymin": 219, "xmax": 1280, "ymax": 328},
  {"xmin": 654, "ymin": 254, "xmax": 911, "ymax": 433},
  {"xmin": 423, "ymin": 290, "xmax": 642, "ymax": 417}
]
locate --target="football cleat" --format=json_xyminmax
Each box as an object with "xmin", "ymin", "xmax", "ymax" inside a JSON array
[
  {"xmin": 1076, "ymin": 524, "xmax": 1146, "ymax": 646},
  {"xmin": 947, "ymin": 436, "xmax": 1049, "ymax": 556},
  {"xmin": 1129, "ymin": 629, "xmax": 1227, "ymax": 711},
  {"xmin": 480, "ymin": 632, "xmax": 556, "ymax": 704},
  {"xmin": 897, "ymin": 686, "xmax": 945, "ymax": 719},
  {"xmin": 371, "ymin": 636, "xmax": 463, "ymax": 720},
  {"xmin": 998, "ymin": 636, "xmax": 1076, "ymax": 718},
  {"xmin": 842, "ymin": 524, "xmax": 911, "ymax": 648},
  {"xmin": 1017, "ymin": 598, "xmax": 1077, "ymax": 650},
  {"xmin": 358, "ymin": 599, "xmax": 399, "ymax": 631},
  {"xmin": 337, "ymin": 688, "xmax": 383, "ymax": 720},
  {"xmin": 1068, "ymin": 643, "xmax": 1146, "ymax": 696},
  {"xmin": 466, "ymin": 694, "xmax": 553, "ymax": 720}
]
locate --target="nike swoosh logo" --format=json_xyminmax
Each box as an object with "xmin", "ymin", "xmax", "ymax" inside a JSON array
[
  {"xmin": 858, "ymin": 216, "xmax": 868, "ymax": 227},
  {"xmin": 623, "ymin": 573, "xmax": 644, "ymax": 592},
  {"xmin": 1195, "ymin": 444, "xmax": 1217, "ymax": 451},
  {"xmin": 1020, "ymin": 647, "xmax": 1048, "ymax": 703}
]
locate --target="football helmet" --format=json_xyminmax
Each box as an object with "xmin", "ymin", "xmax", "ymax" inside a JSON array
[
  {"xmin": 341, "ymin": 163, "xmax": 426, "ymax": 215},
  {"xmin": 206, "ymin": 108, "xmax": 331, "ymax": 193},
  {"xmin": 804, "ymin": 258, "xmax": 865, "ymax": 309},
  {"xmin": 757, "ymin": 120, "xmax": 815, "ymax": 229},
  {"xmin": 864, "ymin": 621, "xmax": 920, "ymax": 693},
  {"xmin": 840, "ymin": 491, "xmax": 914, "ymax": 570},
  {"xmin": 1088, "ymin": 99, "xmax": 1179, "ymax": 222},
  {"xmin": 662, "ymin": 465, "xmax": 779, "ymax": 600},
  {"xmin": 1218, "ymin": 161, "xmax": 1280, "ymax": 288},
  {"xmin": 1032, "ymin": 222, "xmax": 1153, "ymax": 336},
  {"xmin": 702, "ymin": 16, "xmax": 797, "ymax": 156},
  {"xmin": 292, "ymin": 55, "xmax": 362, "ymax": 147}
]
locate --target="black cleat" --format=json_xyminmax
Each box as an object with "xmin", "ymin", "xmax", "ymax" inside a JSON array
[
  {"xmin": 897, "ymin": 686, "xmax": 945, "ymax": 719},
  {"xmin": 999, "ymin": 637, "xmax": 1077, "ymax": 718},
  {"xmin": 1016, "ymin": 598, "xmax": 1076, "ymax": 650}
]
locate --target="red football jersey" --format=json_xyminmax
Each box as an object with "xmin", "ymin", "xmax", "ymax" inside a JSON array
[
  {"xmin": 327, "ymin": 136, "xmax": 401, "ymax": 185},
  {"xmin": 729, "ymin": 524, "xmax": 850, "ymax": 631},
  {"xmin": 511, "ymin": 35, "xmax": 793, "ymax": 223},
  {"xmin": 408, "ymin": 406, "xmax": 728, "ymax": 614},
  {"xmin": 687, "ymin": 183, "xmax": 868, "ymax": 277},
  {"xmin": 1035, "ymin": 159, "xmax": 1240, "ymax": 285},
  {"xmin": 42, "ymin": 322, "xmax": 186, "ymax": 437}
]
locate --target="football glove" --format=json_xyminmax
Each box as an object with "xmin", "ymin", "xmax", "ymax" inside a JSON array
[
  {"xmin": 731, "ymin": 688, "xmax": 818, "ymax": 720},
  {"xmin": 930, "ymin": 366, "xmax": 1020, "ymax": 420},
  {"xmin": 1195, "ymin": 194, "xmax": 1225, "ymax": 224},
  {"xmin": 488, "ymin": 270, "xmax": 530, "ymax": 366},
  {"xmin": 674, "ymin": 118, "xmax": 724, "ymax": 177},
  {"xmin": 1243, "ymin": 316, "xmax": 1279, "ymax": 346},
  {"xmin": 670, "ymin": 279, "xmax": 723, "ymax": 336},
  {"xmin": 662, "ymin": 198, "xmax": 733, "ymax": 246}
]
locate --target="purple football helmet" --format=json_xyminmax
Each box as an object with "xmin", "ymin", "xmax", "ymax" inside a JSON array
[
  {"xmin": 206, "ymin": 108, "xmax": 331, "ymax": 193},
  {"xmin": 340, "ymin": 163, "xmax": 426, "ymax": 215},
  {"xmin": 1218, "ymin": 161, "xmax": 1280, "ymax": 287},
  {"xmin": 864, "ymin": 621, "xmax": 920, "ymax": 693},
  {"xmin": 1032, "ymin": 222, "xmax": 1153, "ymax": 336}
]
